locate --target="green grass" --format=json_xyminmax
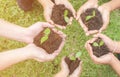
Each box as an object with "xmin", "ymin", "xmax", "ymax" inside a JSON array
[{"xmin": 0, "ymin": 0, "xmax": 120, "ymax": 77}]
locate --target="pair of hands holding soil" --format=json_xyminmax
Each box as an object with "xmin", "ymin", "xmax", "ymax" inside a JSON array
[
  {"xmin": 85, "ymin": 33, "xmax": 120, "ymax": 65},
  {"xmin": 23, "ymin": 22, "xmax": 66, "ymax": 62},
  {"xmin": 77, "ymin": 0, "xmax": 110, "ymax": 36}
]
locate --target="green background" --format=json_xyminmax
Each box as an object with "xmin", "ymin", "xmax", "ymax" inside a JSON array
[{"xmin": 0, "ymin": 0, "xmax": 120, "ymax": 77}]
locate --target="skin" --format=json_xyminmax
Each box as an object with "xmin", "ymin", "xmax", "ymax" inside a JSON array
[
  {"xmin": 0, "ymin": 19, "xmax": 66, "ymax": 70},
  {"xmin": 77, "ymin": 0, "xmax": 120, "ymax": 36},
  {"xmin": 37, "ymin": 0, "xmax": 76, "ymax": 29},
  {"xmin": 85, "ymin": 33, "xmax": 120, "ymax": 76},
  {"xmin": 54, "ymin": 57, "xmax": 82, "ymax": 77}
]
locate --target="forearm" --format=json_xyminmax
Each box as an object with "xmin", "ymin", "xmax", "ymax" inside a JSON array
[
  {"xmin": 54, "ymin": 70, "xmax": 68, "ymax": 77},
  {"xmin": 0, "ymin": 19, "xmax": 31, "ymax": 43},
  {"xmin": 110, "ymin": 55, "xmax": 120, "ymax": 76},
  {"xmin": 0, "ymin": 47, "xmax": 32, "ymax": 70},
  {"xmin": 102, "ymin": 0, "xmax": 120, "ymax": 12},
  {"xmin": 114, "ymin": 42, "xmax": 120, "ymax": 53}
]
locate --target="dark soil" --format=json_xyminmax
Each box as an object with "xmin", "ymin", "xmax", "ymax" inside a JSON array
[
  {"xmin": 17, "ymin": 0, "xmax": 34, "ymax": 11},
  {"xmin": 33, "ymin": 28, "xmax": 62, "ymax": 54},
  {"xmin": 65, "ymin": 57, "xmax": 81, "ymax": 75},
  {"xmin": 90, "ymin": 38, "xmax": 111, "ymax": 57},
  {"xmin": 81, "ymin": 8, "xmax": 103, "ymax": 31},
  {"xmin": 51, "ymin": 4, "xmax": 73, "ymax": 26},
  {"xmin": 51, "ymin": 0, "xmax": 55, "ymax": 3}
]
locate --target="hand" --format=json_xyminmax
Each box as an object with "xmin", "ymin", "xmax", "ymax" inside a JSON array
[
  {"xmin": 60, "ymin": 57, "xmax": 82, "ymax": 77},
  {"xmin": 25, "ymin": 22, "xmax": 66, "ymax": 44},
  {"xmin": 54, "ymin": 0, "xmax": 76, "ymax": 29},
  {"xmin": 98, "ymin": 4, "xmax": 110, "ymax": 32},
  {"xmin": 69, "ymin": 60, "xmax": 82, "ymax": 77},
  {"xmin": 25, "ymin": 44, "xmax": 64, "ymax": 62},
  {"xmin": 94, "ymin": 33, "xmax": 118, "ymax": 53},
  {"xmin": 42, "ymin": 0, "xmax": 75, "ymax": 29},
  {"xmin": 55, "ymin": 0, "xmax": 76, "ymax": 18},
  {"xmin": 77, "ymin": 0, "xmax": 98, "ymax": 36},
  {"xmin": 85, "ymin": 36, "xmax": 115, "ymax": 65}
]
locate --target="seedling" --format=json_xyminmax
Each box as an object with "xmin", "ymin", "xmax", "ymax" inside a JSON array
[
  {"xmin": 40, "ymin": 28, "xmax": 51, "ymax": 44},
  {"xmin": 93, "ymin": 40, "xmax": 104, "ymax": 48},
  {"xmin": 64, "ymin": 10, "xmax": 69, "ymax": 23},
  {"xmin": 69, "ymin": 51, "xmax": 82, "ymax": 61},
  {"xmin": 86, "ymin": 10, "xmax": 96, "ymax": 21}
]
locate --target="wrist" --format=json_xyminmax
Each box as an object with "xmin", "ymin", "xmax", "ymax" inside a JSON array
[
  {"xmin": 113, "ymin": 42, "xmax": 120, "ymax": 53},
  {"xmin": 21, "ymin": 28, "xmax": 33, "ymax": 44},
  {"xmin": 109, "ymin": 54, "xmax": 116, "ymax": 65},
  {"xmin": 60, "ymin": 69, "xmax": 69, "ymax": 77}
]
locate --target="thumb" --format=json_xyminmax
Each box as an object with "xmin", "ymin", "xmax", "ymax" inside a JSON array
[{"xmin": 61, "ymin": 57, "xmax": 69, "ymax": 70}]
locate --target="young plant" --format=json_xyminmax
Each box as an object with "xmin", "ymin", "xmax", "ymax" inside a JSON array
[
  {"xmin": 40, "ymin": 28, "xmax": 51, "ymax": 44},
  {"xmin": 64, "ymin": 10, "xmax": 69, "ymax": 23},
  {"xmin": 93, "ymin": 40, "xmax": 104, "ymax": 48},
  {"xmin": 69, "ymin": 51, "xmax": 82, "ymax": 61},
  {"xmin": 86, "ymin": 10, "xmax": 96, "ymax": 21}
]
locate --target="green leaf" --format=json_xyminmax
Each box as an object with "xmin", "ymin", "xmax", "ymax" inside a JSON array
[
  {"xmin": 99, "ymin": 41, "xmax": 104, "ymax": 46},
  {"xmin": 92, "ymin": 10, "xmax": 96, "ymax": 16},
  {"xmin": 64, "ymin": 16, "xmax": 69, "ymax": 23},
  {"xmin": 64, "ymin": 10, "xmax": 69, "ymax": 23},
  {"xmin": 44, "ymin": 28, "xmax": 51, "ymax": 35},
  {"xmin": 64, "ymin": 10, "xmax": 68, "ymax": 17},
  {"xmin": 70, "ymin": 56, "xmax": 76, "ymax": 61},
  {"xmin": 86, "ymin": 16, "xmax": 93, "ymax": 21},
  {"xmin": 93, "ymin": 42, "xmax": 99, "ymax": 47},
  {"xmin": 40, "ymin": 36, "xmax": 48, "ymax": 44},
  {"xmin": 75, "ymin": 51, "xmax": 82, "ymax": 58}
]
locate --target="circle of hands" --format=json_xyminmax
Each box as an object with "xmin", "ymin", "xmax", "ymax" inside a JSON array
[{"xmin": 1, "ymin": 0, "xmax": 119, "ymax": 76}]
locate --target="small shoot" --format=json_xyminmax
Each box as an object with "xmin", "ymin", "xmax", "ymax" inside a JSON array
[
  {"xmin": 69, "ymin": 51, "xmax": 82, "ymax": 61},
  {"xmin": 93, "ymin": 40, "xmax": 104, "ymax": 48},
  {"xmin": 64, "ymin": 10, "xmax": 69, "ymax": 23},
  {"xmin": 75, "ymin": 51, "xmax": 82, "ymax": 58},
  {"xmin": 86, "ymin": 10, "xmax": 96, "ymax": 21},
  {"xmin": 40, "ymin": 28, "xmax": 51, "ymax": 44}
]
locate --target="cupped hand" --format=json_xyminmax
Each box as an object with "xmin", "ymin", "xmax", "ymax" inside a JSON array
[
  {"xmin": 98, "ymin": 5, "xmax": 110, "ymax": 32},
  {"xmin": 94, "ymin": 33, "xmax": 118, "ymax": 53},
  {"xmin": 60, "ymin": 56, "xmax": 82, "ymax": 77},
  {"xmin": 85, "ymin": 36, "xmax": 115, "ymax": 65},
  {"xmin": 25, "ymin": 43, "xmax": 64, "ymax": 62},
  {"xmin": 69, "ymin": 59, "xmax": 82, "ymax": 77},
  {"xmin": 55, "ymin": 0, "xmax": 76, "ymax": 18},
  {"xmin": 77, "ymin": 0, "xmax": 98, "ymax": 36},
  {"xmin": 43, "ymin": 0, "xmax": 76, "ymax": 29},
  {"xmin": 26, "ymin": 22, "xmax": 66, "ymax": 44}
]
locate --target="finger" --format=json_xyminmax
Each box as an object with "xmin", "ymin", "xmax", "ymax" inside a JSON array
[
  {"xmin": 68, "ymin": 17, "xmax": 73, "ymax": 25},
  {"xmin": 87, "ymin": 30, "xmax": 99, "ymax": 35},
  {"xmin": 76, "ymin": 8, "xmax": 83, "ymax": 20},
  {"xmin": 94, "ymin": 34, "xmax": 112, "ymax": 43},
  {"xmin": 61, "ymin": 57, "xmax": 68, "ymax": 68},
  {"xmin": 52, "ymin": 28, "xmax": 66, "ymax": 38},
  {"xmin": 54, "ymin": 38, "xmax": 66, "ymax": 55},
  {"xmin": 69, "ymin": 61, "xmax": 82, "ymax": 77},
  {"xmin": 54, "ymin": 24, "xmax": 66, "ymax": 29},
  {"xmin": 78, "ymin": 18, "xmax": 88, "ymax": 33}
]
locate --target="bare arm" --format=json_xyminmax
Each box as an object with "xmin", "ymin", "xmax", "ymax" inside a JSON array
[
  {"xmin": 0, "ymin": 19, "xmax": 31, "ymax": 43},
  {"xmin": 101, "ymin": 0, "xmax": 120, "ymax": 12},
  {"xmin": 110, "ymin": 54, "xmax": 120, "ymax": 76},
  {"xmin": 54, "ymin": 70, "xmax": 69, "ymax": 77},
  {"xmin": 0, "ymin": 47, "xmax": 32, "ymax": 70}
]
